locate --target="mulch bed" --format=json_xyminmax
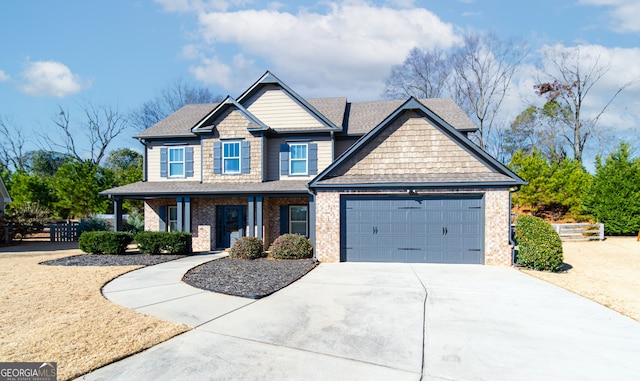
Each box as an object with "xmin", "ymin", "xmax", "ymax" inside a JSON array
[
  {"xmin": 183, "ymin": 257, "xmax": 317, "ymax": 299},
  {"xmin": 41, "ymin": 254, "xmax": 190, "ymax": 267}
]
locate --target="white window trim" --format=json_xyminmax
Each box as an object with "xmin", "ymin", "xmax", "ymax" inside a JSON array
[
  {"xmin": 289, "ymin": 205, "xmax": 308, "ymax": 236},
  {"xmin": 168, "ymin": 147, "xmax": 185, "ymax": 178},
  {"xmin": 168, "ymin": 206, "xmax": 178, "ymax": 232},
  {"xmin": 289, "ymin": 143, "xmax": 308, "ymax": 176},
  {"xmin": 222, "ymin": 141, "xmax": 241, "ymax": 175}
]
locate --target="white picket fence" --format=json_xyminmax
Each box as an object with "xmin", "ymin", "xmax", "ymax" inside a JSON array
[{"xmin": 551, "ymin": 223, "xmax": 605, "ymax": 241}]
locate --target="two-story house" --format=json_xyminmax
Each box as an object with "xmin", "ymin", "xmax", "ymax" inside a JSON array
[{"xmin": 102, "ymin": 71, "xmax": 524, "ymax": 265}]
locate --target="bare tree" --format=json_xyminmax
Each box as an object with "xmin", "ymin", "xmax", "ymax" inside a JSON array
[
  {"xmin": 535, "ymin": 46, "xmax": 633, "ymax": 162},
  {"xmin": 450, "ymin": 32, "xmax": 528, "ymax": 149},
  {"xmin": 130, "ymin": 79, "xmax": 223, "ymax": 131},
  {"xmin": 50, "ymin": 101, "xmax": 127, "ymax": 166},
  {"xmin": 382, "ymin": 32, "xmax": 528, "ymax": 151},
  {"xmin": 0, "ymin": 116, "xmax": 28, "ymax": 171},
  {"xmin": 383, "ymin": 47, "xmax": 450, "ymax": 99}
]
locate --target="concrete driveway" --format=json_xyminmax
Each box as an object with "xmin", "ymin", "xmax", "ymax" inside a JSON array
[{"xmin": 79, "ymin": 260, "xmax": 640, "ymax": 381}]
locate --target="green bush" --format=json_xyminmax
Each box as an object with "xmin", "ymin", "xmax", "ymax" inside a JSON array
[
  {"xmin": 79, "ymin": 231, "xmax": 133, "ymax": 255},
  {"xmin": 515, "ymin": 215, "xmax": 564, "ymax": 272},
  {"xmin": 229, "ymin": 236, "xmax": 265, "ymax": 259},
  {"xmin": 123, "ymin": 210, "xmax": 145, "ymax": 234},
  {"xmin": 135, "ymin": 231, "xmax": 192, "ymax": 254},
  {"xmin": 78, "ymin": 216, "xmax": 111, "ymax": 233},
  {"xmin": 269, "ymin": 234, "xmax": 313, "ymax": 260}
]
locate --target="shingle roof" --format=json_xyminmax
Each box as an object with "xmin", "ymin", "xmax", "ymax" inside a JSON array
[
  {"xmin": 307, "ymin": 97, "xmax": 347, "ymax": 128},
  {"xmin": 100, "ymin": 180, "xmax": 310, "ymax": 197},
  {"xmin": 345, "ymin": 98, "xmax": 476, "ymax": 135},
  {"xmin": 134, "ymin": 104, "xmax": 217, "ymax": 139},
  {"xmin": 132, "ymin": 98, "xmax": 476, "ymax": 139}
]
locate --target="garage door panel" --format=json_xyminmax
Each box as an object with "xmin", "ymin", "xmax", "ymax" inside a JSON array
[{"xmin": 343, "ymin": 195, "xmax": 484, "ymax": 264}]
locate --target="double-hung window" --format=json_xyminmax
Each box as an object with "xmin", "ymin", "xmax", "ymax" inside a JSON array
[
  {"xmin": 223, "ymin": 141, "xmax": 241, "ymax": 174},
  {"xmin": 289, "ymin": 143, "xmax": 308, "ymax": 176},
  {"xmin": 289, "ymin": 205, "xmax": 308, "ymax": 236},
  {"xmin": 168, "ymin": 147, "xmax": 185, "ymax": 177}
]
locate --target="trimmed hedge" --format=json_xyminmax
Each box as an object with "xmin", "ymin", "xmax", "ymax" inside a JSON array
[
  {"xmin": 135, "ymin": 231, "xmax": 192, "ymax": 254},
  {"xmin": 229, "ymin": 236, "xmax": 265, "ymax": 259},
  {"xmin": 515, "ymin": 215, "xmax": 564, "ymax": 272},
  {"xmin": 269, "ymin": 234, "xmax": 313, "ymax": 260},
  {"xmin": 79, "ymin": 231, "xmax": 133, "ymax": 255}
]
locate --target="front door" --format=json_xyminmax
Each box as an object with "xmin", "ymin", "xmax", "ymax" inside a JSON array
[{"xmin": 217, "ymin": 206, "xmax": 245, "ymax": 248}]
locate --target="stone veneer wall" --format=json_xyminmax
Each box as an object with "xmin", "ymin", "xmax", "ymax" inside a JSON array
[
  {"xmin": 145, "ymin": 197, "xmax": 311, "ymax": 252},
  {"xmin": 314, "ymin": 189, "xmax": 513, "ymax": 265}
]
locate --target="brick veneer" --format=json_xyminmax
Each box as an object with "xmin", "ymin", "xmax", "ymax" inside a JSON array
[{"xmin": 314, "ymin": 189, "xmax": 513, "ymax": 265}]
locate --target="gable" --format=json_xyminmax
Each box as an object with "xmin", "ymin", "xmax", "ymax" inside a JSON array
[
  {"xmin": 245, "ymin": 85, "xmax": 331, "ymax": 131},
  {"xmin": 333, "ymin": 111, "xmax": 493, "ymax": 178},
  {"xmin": 310, "ymin": 97, "xmax": 525, "ymax": 188}
]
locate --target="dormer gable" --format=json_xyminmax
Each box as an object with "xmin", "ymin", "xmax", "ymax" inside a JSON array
[
  {"xmin": 237, "ymin": 71, "xmax": 341, "ymax": 133},
  {"xmin": 192, "ymin": 96, "xmax": 268, "ymax": 134}
]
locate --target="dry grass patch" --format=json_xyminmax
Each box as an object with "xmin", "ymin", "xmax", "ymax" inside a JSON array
[
  {"xmin": 0, "ymin": 242, "xmax": 188, "ymax": 381},
  {"xmin": 522, "ymin": 237, "xmax": 640, "ymax": 321}
]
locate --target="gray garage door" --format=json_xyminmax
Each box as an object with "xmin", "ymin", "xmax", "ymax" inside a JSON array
[{"xmin": 342, "ymin": 195, "xmax": 484, "ymax": 264}]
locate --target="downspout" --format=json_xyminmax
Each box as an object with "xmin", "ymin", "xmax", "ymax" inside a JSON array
[
  {"xmin": 307, "ymin": 186, "xmax": 318, "ymax": 262},
  {"xmin": 140, "ymin": 139, "xmax": 148, "ymax": 182},
  {"xmin": 330, "ymin": 130, "xmax": 335, "ymax": 160},
  {"xmin": 509, "ymin": 186, "xmax": 521, "ymax": 265}
]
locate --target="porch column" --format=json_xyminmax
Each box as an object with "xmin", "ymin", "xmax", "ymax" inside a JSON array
[
  {"xmin": 247, "ymin": 196, "xmax": 255, "ymax": 237},
  {"xmin": 113, "ymin": 197, "xmax": 123, "ymax": 232},
  {"xmin": 308, "ymin": 194, "xmax": 316, "ymax": 259},
  {"xmin": 183, "ymin": 197, "xmax": 191, "ymax": 233},
  {"xmin": 256, "ymin": 196, "xmax": 263, "ymax": 239},
  {"xmin": 176, "ymin": 197, "xmax": 183, "ymax": 232}
]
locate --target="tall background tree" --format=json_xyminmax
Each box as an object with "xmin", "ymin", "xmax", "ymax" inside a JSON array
[
  {"xmin": 383, "ymin": 31, "xmax": 528, "ymax": 152},
  {"xmin": 129, "ymin": 79, "xmax": 222, "ymax": 131},
  {"xmin": 535, "ymin": 45, "xmax": 633, "ymax": 163},
  {"xmin": 583, "ymin": 142, "xmax": 640, "ymax": 235}
]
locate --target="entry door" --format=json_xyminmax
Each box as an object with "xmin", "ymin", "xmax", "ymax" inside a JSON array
[{"xmin": 217, "ymin": 206, "xmax": 245, "ymax": 248}]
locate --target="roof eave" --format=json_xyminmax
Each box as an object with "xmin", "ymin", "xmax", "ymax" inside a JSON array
[{"xmin": 309, "ymin": 180, "xmax": 525, "ymax": 190}]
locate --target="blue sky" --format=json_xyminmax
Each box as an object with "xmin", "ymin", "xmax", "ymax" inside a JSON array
[{"xmin": 1, "ymin": 0, "xmax": 639, "ymax": 164}]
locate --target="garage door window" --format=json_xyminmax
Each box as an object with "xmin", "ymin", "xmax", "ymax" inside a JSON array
[{"xmin": 289, "ymin": 205, "xmax": 308, "ymax": 236}]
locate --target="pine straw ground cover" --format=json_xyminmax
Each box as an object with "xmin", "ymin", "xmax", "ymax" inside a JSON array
[
  {"xmin": 521, "ymin": 237, "xmax": 640, "ymax": 321},
  {"xmin": 0, "ymin": 241, "xmax": 188, "ymax": 381}
]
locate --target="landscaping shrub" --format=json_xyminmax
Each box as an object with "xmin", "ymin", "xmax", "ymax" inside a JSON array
[
  {"xmin": 123, "ymin": 210, "xmax": 145, "ymax": 234},
  {"xmin": 135, "ymin": 231, "xmax": 192, "ymax": 254},
  {"xmin": 78, "ymin": 216, "xmax": 111, "ymax": 233},
  {"xmin": 514, "ymin": 215, "xmax": 564, "ymax": 272},
  {"xmin": 269, "ymin": 234, "xmax": 313, "ymax": 260},
  {"xmin": 229, "ymin": 236, "xmax": 265, "ymax": 259},
  {"xmin": 79, "ymin": 231, "xmax": 133, "ymax": 255}
]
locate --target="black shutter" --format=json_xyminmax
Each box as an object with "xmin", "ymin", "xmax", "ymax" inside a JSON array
[
  {"xmin": 308, "ymin": 143, "xmax": 318, "ymax": 175},
  {"xmin": 185, "ymin": 147, "xmax": 194, "ymax": 177},
  {"xmin": 160, "ymin": 148, "xmax": 168, "ymax": 178},
  {"xmin": 280, "ymin": 144, "xmax": 289, "ymax": 176},
  {"xmin": 241, "ymin": 141, "xmax": 250, "ymax": 174},
  {"xmin": 280, "ymin": 205, "xmax": 288, "ymax": 235},
  {"xmin": 158, "ymin": 206, "xmax": 167, "ymax": 231},
  {"xmin": 213, "ymin": 142, "xmax": 222, "ymax": 174}
]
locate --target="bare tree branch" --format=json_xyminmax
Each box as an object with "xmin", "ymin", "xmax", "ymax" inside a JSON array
[{"xmin": 0, "ymin": 116, "xmax": 28, "ymax": 171}]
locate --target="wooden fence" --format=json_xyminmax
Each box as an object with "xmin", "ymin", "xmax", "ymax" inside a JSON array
[
  {"xmin": 551, "ymin": 223, "xmax": 605, "ymax": 241},
  {"xmin": 50, "ymin": 223, "xmax": 79, "ymax": 242}
]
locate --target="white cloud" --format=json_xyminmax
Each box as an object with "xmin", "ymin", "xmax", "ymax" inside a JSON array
[
  {"xmin": 0, "ymin": 69, "xmax": 10, "ymax": 82},
  {"xmin": 19, "ymin": 60, "xmax": 89, "ymax": 98},
  {"xmin": 579, "ymin": 0, "xmax": 640, "ymax": 33},
  {"xmin": 181, "ymin": 2, "xmax": 461, "ymax": 99}
]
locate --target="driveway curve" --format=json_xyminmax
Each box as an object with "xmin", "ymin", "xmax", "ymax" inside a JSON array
[{"xmin": 79, "ymin": 257, "xmax": 640, "ymax": 381}]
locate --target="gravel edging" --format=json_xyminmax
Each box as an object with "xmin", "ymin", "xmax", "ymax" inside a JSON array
[
  {"xmin": 183, "ymin": 257, "xmax": 317, "ymax": 299},
  {"xmin": 41, "ymin": 254, "xmax": 191, "ymax": 267}
]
